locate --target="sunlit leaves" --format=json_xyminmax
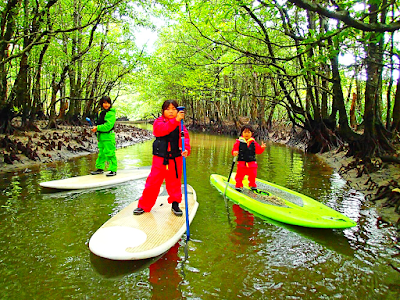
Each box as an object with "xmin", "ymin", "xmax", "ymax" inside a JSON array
[{"xmin": 119, "ymin": 0, "xmax": 400, "ymax": 130}]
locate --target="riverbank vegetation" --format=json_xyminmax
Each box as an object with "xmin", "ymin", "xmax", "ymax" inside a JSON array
[{"xmin": 1, "ymin": 1, "xmax": 399, "ymax": 224}]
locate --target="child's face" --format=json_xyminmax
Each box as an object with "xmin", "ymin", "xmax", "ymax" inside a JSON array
[
  {"xmin": 242, "ymin": 129, "xmax": 253, "ymax": 140},
  {"xmin": 102, "ymin": 101, "xmax": 111, "ymax": 110},
  {"xmin": 163, "ymin": 104, "xmax": 178, "ymax": 119}
]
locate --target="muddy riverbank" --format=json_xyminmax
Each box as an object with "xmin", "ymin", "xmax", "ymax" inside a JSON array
[{"xmin": 0, "ymin": 121, "xmax": 153, "ymax": 174}]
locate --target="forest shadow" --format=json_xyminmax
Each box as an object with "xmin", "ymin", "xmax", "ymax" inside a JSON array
[{"xmin": 248, "ymin": 208, "xmax": 355, "ymax": 257}]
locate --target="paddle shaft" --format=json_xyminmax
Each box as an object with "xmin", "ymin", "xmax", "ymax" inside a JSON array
[
  {"xmin": 179, "ymin": 110, "xmax": 190, "ymax": 241},
  {"xmin": 224, "ymin": 155, "xmax": 237, "ymax": 196}
]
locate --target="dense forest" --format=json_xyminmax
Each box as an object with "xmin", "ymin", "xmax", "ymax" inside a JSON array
[{"xmin": 1, "ymin": 0, "xmax": 400, "ymax": 161}]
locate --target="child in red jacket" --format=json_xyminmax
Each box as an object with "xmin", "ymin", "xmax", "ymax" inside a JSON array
[
  {"xmin": 232, "ymin": 124, "xmax": 266, "ymax": 192},
  {"xmin": 134, "ymin": 100, "xmax": 190, "ymax": 216}
]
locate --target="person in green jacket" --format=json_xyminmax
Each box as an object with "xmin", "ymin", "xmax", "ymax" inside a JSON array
[{"xmin": 90, "ymin": 96, "xmax": 117, "ymax": 176}]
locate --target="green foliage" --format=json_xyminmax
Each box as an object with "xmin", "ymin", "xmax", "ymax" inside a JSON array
[
  {"xmin": 2, "ymin": 0, "xmax": 399, "ymax": 149},
  {"xmin": 131, "ymin": 0, "xmax": 398, "ymax": 138},
  {"xmin": 0, "ymin": 0, "xmax": 159, "ymax": 123}
]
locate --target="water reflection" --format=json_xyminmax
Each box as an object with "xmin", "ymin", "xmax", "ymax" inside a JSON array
[
  {"xmin": 252, "ymin": 210, "xmax": 355, "ymax": 257},
  {"xmin": 90, "ymin": 252, "xmax": 163, "ymax": 279},
  {"xmin": 91, "ymin": 242, "xmax": 184, "ymax": 299},
  {"xmin": 149, "ymin": 243, "xmax": 182, "ymax": 299},
  {"xmin": 0, "ymin": 129, "xmax": 399, "ymax": 299},
  {"xmin": 230, "ymin": 204, "xmax": 257, "ymax": 251}
]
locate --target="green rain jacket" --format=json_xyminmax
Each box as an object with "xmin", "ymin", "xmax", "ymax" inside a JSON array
[{"xmin": 96, "ymin": 107, "xmax": 116, "ymax": 142}]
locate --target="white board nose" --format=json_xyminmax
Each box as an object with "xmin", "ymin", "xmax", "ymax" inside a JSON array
[{"xmin": 89, "ymin": 226, "xmax": 147, "ymax": 260}]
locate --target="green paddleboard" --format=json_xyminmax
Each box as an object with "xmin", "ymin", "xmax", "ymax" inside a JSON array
[{"xmin": 210, "ymin": 173, "xmax": 357, "ymax": 229}]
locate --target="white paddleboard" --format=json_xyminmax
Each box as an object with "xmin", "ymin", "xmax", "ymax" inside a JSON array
[
  {"xmin": 40, "ymin": 167, "xmax": 151, "ymax": 190},
  {"xmin": 89, "ymin": 185, "xmax": 198, "ymax": 260}
]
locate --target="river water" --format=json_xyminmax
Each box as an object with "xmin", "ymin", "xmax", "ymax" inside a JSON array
[{"xmin": 0, "ymin": 126, "xmax": 399, "ymax": 299}]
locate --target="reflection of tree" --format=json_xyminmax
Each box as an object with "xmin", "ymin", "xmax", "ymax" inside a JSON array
[{"xmin": 149, "ymin": 242, "xmax": 181, "ymax": 300}]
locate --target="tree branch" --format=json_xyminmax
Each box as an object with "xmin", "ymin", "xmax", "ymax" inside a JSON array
[{"xmin": 287, "ymin": 0, "xmax": 400, "ymax": 32}]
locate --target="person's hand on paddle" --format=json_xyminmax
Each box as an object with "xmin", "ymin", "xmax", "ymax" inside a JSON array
[
  {"xmin": 91, "ymin": 126, "xmax": 98, "ymax": 133},
  {"xmin": 176, "ymin": 110, "xmax": 184, "ymax": 122},
  {"xmin": 182, "ymin": 149, "xmax": 189, "ymax": 158},
  {"xmin": 233, "ymin": 151, "xmax": 239, "ymax": 156}
]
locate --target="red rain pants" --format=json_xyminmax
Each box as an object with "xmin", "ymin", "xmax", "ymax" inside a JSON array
[
  {"xmin": 235, "ymin": 161, "xmax": 258, "ymax": 189},
  {"xmin": 138, "ymin": 155, "xmax": 183, "ymax": 212}
]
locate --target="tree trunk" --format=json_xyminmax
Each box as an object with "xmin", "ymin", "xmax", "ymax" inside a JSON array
[
  {"xmin": 47, "ymin": 74, "xmax": 59, "ymax": 129},
  {"xmin": 386, "ymin": 31, "xmax": 395, "ymax": 130},
  {"xmin": 391, "ymin": 74, "xmax": 400, "ymax": 132},
  {"xmin": 11, "ymin": 51, "xmax": 30, "ymax": 126},
  {"xmin": 349, "ymin": 92, "xmax": 357, "ymax": 129},
  {"xmin": 0, "ymin": 0, "xmax": 22, "ymax": 104},
  {"xmin": 328, "ymin": 37, "xmax": 356, "ymax": 140},
  {"xmin": 65, "ymin": 0, "xmax": 82, "ymax": 122},
  {"xmin": 348, "ymin": 1, "xmax": 395, "ymax": 158},
  {"xmin": 33, "ymin": 37, "xmax": 51, "ymax": 123},
  {"xmin": 363, "ymin": 3, "xmax": 383, "ymax": 156}
]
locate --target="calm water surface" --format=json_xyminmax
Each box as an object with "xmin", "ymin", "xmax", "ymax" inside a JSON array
[{"xmin": 0, "ymin": 126, "xmax": 399, "ymax": 299}]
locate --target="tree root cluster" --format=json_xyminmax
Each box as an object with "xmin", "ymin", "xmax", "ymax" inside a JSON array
[
  {"xmin": 389, "ymin": 245, "xmax": 400, "ymax": 273},
  {"xmin": 338, "ymin": 157, "xmax": 382, "ymax": 179},
  {"xmin": 0, "ymin": 123, "xmax": 153, "ymax": 166},
  {"xmin": 0, "ymin": 135, "xmax": 40, "ymax": 163},
  {"xmin": 0, "ymin": 129, "xmax": 96, "ymax": 164},
  {"xmin": 337, "ymin": 155, "xmax": 400, "ymax": 230},
  {"xmin": 373, "ymin": 180, "xmax": 400, "ymax": 215},
  {"xmin": 287, "ymin": 129, "xmax": 310, "ymax": 150}
]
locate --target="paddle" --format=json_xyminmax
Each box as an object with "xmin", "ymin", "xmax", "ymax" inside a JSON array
[
  {"xmin": 177, "ymin": 106, "xmax": 190, "ymax": 241},
  {"xmin": 224, "ymin": 155, "xmax": 238, "ymax": 198},
  {"xmin": 85, "ymin": 117, "xmax": 93, "ymax": 127},
  {"xmin": 220, "ymin": 155, "xmax": 237, "ymax": 228}
]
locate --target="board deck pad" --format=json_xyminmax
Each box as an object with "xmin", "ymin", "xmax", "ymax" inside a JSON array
[
  {"xmin": 40, "ymin": 167, "xmax": 151, "ymax": 190},
  {"xmin": 236, "ymin": 184, "xmax": 287, "ymax": 207},
  {"xmin": 89, "ymin": 184, "xmax": 198, "ymax": 260}
]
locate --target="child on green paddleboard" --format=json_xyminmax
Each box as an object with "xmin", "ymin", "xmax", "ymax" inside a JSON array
[
  {"xmin": 90, "ymin": 96, "xmax": 118, "ymax": 177},
  {"xmin": 232, "ymin": 124, "xmax": 266, "ymax": 192}
]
